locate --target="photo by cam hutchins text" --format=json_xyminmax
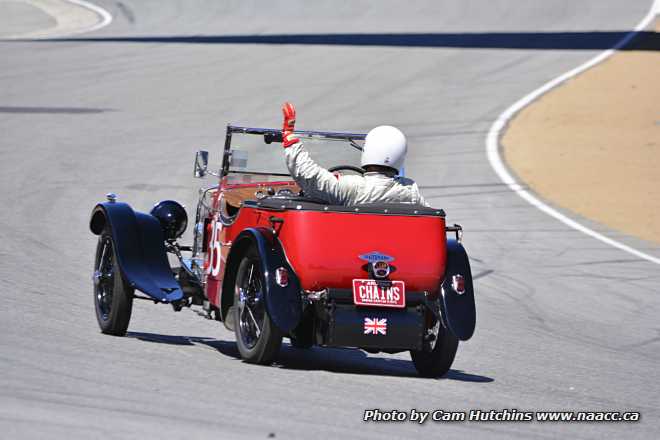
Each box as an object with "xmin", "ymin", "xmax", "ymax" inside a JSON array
[{"xmin": 363, "ymin": 409, "xmax": 641, "ymax": 424}]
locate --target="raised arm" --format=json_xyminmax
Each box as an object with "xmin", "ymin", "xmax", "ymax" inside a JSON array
[{"xmin": 280, "ymin": 102, "xmax": 356, "ymax": 204}]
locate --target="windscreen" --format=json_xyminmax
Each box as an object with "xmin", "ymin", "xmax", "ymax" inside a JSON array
[{"xmin": 227, "ymin": 132, "xmax": 363, "ymax": 177}]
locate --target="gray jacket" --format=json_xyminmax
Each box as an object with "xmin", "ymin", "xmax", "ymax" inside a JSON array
[{"xmin": 284, "ymin": 142, "xmax": 429, "ymax": 207}]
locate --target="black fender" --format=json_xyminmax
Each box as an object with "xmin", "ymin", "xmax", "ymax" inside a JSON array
[
  {"xmin": 90, "ymin": 202, "xmax": 183, "ymax": 303},
  {"xmin": 439, "ymin": 239, "xmax": 476, "ymax": 341},
  {"xmin": 221, "ymin": 228, "xmax": 302, "ymax": 334}
]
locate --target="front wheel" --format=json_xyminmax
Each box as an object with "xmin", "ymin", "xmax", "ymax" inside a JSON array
[
  {"xmin": 93, "ymin": 233, "xmax": 134, "ymax": 335},
  {"xmin": 410, "ymin": 322, "xmax": 459, "ymax": 378},
  {"xmin": 233, "ymin": 250, "xmax": 283, "ymax": 364}
]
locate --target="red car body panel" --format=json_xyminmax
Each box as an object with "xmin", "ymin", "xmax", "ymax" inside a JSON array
[
  {"xmin": 271, "ymin": 210, "xmax": 446, "ymax": 294},
  {"xmin": 203, "ymin": 183, "xmax": 447, "ymax": 307}
]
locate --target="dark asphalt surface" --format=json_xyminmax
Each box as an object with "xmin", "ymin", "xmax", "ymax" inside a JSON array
[{"xmin": 1, "ymin": 1, "xmax": 659, "ymax": 438}]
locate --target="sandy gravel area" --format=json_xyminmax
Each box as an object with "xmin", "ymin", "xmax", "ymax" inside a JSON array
[{"xmin": 503, "ymin": 20, "xmax": 660, "ymax": 244}]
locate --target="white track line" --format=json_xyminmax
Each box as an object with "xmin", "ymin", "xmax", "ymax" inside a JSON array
[
  {"xmin": 1, "ymin": 0, "xmax": 113, "ymax": 39},
  {"xmin": 64, "ymin": 0, "xmax": 112, "ymax": 35},
  {"xmin": 486, "ymin": 0, "xmax": 660, "ymax": 266}
]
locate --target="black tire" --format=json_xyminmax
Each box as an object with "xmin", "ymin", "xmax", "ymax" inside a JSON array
[
  {"xmin": 233, "ymin": 249, "xmax": 283, "ymax": 364},
  {"xmin": 410, "ymin": 323, "xmax": 459, "ymax": 378},
  {"xmin": 93, "ymin": 233, "xmax": 134, "ymax": 336}
]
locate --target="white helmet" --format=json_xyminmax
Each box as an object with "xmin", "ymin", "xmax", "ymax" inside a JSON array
[{"xmin": 361, "ymin": 125, "xmax": 407, "ymax": 172}]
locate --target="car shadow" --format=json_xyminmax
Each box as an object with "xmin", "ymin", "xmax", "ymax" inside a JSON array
[{"xmin": 126, "ymin": 331, "xmax": 494, "ymax": 382}]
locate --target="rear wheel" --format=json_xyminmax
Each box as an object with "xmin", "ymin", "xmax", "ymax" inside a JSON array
[
  {"xmin": 410, "ymin": 321, "xmax": 459, "ymax": 378},
  {"xmin": 93, "ymin": 233, "xmax": 134, "ymax": 335},
  {"xmin": 233, "ymin": 249, "xmax": 283, "ymax": 364}
]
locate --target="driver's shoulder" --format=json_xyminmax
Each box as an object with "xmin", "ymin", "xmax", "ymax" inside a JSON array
[{"xmin": 337, "ymin": 174, "xmax": 366, "ymax": 185}]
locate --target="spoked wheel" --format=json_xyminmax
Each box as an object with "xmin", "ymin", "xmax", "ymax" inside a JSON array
[
  {"xmin": 233, "ymin": 249, "xmax": 282, "ymax": 364},
  {"xmin": 410, "ymin": 319, "xmax": 459, "ymax": 378},
  {"xmin": 93, "ymin": 233, "xmax": 134, "ymax": 335}
]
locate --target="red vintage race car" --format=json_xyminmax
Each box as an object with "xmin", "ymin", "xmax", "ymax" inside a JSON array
[{"xmin": 89, "ymin": 125, "xmax": 476, "ymax": 377}]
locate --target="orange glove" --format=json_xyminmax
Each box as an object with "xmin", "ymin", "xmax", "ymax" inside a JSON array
[{"xmin": 282, "ymin": 102, "xmax": 299, "ymax": 148}]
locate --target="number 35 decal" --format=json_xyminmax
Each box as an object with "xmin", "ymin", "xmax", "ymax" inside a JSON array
[{"xmin": 206, "ymin": 217, "xmax": 223, "ymax": 277}]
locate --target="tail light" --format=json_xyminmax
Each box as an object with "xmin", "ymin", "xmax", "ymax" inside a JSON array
[
  {"xmin": 275, "ymin": 267, "xmax": 289, "ymax": 287},
  {"xmin": 452, "ymin": 274, "xmax": 465, "ymax": 295},
  {"xmin": 371, "ymin": 261, "xmax": 391, "ymax": 279}
]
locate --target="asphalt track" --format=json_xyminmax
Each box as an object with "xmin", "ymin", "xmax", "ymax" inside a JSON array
[{"xmin": 1, "ymin": 1, "xmax": 659, "ymax": 439}]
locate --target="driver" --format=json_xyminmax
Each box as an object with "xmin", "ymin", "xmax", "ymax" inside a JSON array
[{"xmin": 280, "ymin": 102, "xmax": 430, "ymax": 207}]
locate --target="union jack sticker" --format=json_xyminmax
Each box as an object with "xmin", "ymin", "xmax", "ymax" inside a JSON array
[{"xmin": 364, "ymin": 317, "xmax": 387, "ymax": 335}]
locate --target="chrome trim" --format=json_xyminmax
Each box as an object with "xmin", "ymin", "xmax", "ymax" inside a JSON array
[
  {"xmin": 196, "ymin": 185, "xmax": 219, "ymax": 212},
  {"xmin": 228, "ymin": 125, "xmax": 367, "ymax": 141},
  {"xmin": 446, "ymin": 224, "xmax": 463, "ymax": 243},
  {"xmin": 192, "ymin": 185, "xmax": 219, "ymax": 259},
  {"xmin": 305, "ymin": 289, "xmax": 328, "ymax": 301},
  {"xmin": 194, "ymin": 150, "xmax": 209, "ymax": 178},
  {"xmin": 92, "ymin": 270, "xmax": 101, "ymax": 286},
  {"xmin": 359, "ymin": 251, "xmax": 395, "ymax": 263}
]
